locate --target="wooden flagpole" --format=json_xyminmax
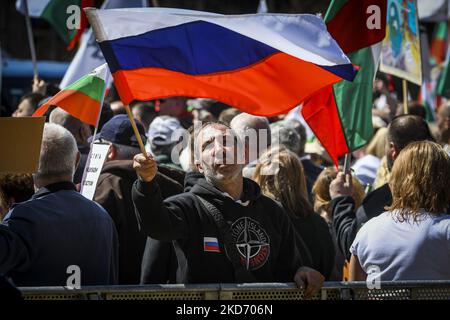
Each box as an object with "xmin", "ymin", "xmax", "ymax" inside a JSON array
[
  {"xmin": 124, "ymin": 104, "xmax": 149, "ymax": 158},
  {"xmin": 402, "ymin": 79, "xmax": 408, "ymax": 114}
]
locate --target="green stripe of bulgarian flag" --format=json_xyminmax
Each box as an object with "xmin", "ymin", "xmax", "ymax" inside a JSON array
[{"xmin": 64, "ymin": 75, "xmax": 105, "ymax": 102}]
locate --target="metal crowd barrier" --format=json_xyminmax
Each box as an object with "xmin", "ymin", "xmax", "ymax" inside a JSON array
[{"xmin": 19, "ymin": 281, "xmax": 450, "ymax": 300}]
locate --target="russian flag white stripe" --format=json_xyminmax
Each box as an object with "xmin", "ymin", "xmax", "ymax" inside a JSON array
[
  {"xmin": 86, "ymin": 8, "xmax": 351, "ymax": 67},
  {"xmin": 204, "ymin": 237, "xmax": 218, "ymax": 243}
]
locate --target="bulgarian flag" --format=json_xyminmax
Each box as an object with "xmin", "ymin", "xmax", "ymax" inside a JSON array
[
  {"xmin": 302, "ymin": 0, "xmax": 387, "ymax": 166},
  {"xmin": 16, "ymin": 0, "xmax": 94, "ymax": 50},
  {"xmin": 33, "ymin": 64, "xmax": 108, "ymax": 126}
]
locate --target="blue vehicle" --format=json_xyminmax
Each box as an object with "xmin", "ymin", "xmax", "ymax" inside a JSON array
[{"xmin": 1, "ymin": 50, "xmax": 69, "ymax": 115}]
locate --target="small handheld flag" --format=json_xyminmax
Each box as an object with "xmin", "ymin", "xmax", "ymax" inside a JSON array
[{"xmin": 33, "ymin": 63, "xmax": 108, "ymax": 126}]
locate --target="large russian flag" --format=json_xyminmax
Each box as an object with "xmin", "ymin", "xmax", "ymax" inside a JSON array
[{"xmin": 85, "ymin": 8, "xmax": 357, "ymax": 116}]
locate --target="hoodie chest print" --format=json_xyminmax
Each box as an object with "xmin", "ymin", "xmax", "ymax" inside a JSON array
[{"xmin": 228, "ymin": 217, "xmax": 270, "ymax": 271}]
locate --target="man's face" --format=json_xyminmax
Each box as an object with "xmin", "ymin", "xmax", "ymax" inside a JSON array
[
  {"xmin": 196, "ymin": 125, "xmax": 243, "ymax": 184},
  {"xmin": 13, "ymin": 98, "xmax": 35, "ymax": 117},
  {"xmin": 386, "ymin": 139, "xmax": 400, "ymax": 171}
]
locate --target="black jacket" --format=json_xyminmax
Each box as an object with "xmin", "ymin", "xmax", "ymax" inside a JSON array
[
  {"xmin": 331, "ymin": 183, "xmax": 392, "ymax": 260},
  {"xmin": 141, "ymin": 171, "xmax": 202, "ymax": 284},
  {"xmin": 133, "ymin": 177, "xmax": 307, "ymax": 284},
  {"xmin": 183, "ymin": 171, "xmax": 205, "ymax": 192},
  {"xmin": 94, "ymin": 160, "xmax": 183, "ymax": 284},
  {"xmin": 289, "ymin": 213, "xmax": 335, "ymax": 280},
  {"xmin": 141, "ymin": 171, "xmax": 314, "ymax": 284},
  {"xmin": 301, "ymin": 158, "xmax": 323, "ymax": 195},
  {"xmin": 157, "ymin": 162, "xmax": 186, "ymax": 187},
  {"xmin": 0, "ymin": 182, "xmax": 118, "ymax": 287},
  {"xmin": 140, "ymin": 237, "xmax": 178, "ymax": 284}
]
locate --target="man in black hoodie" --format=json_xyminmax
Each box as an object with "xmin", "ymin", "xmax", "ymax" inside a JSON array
[{"xmin": 132, "ymin": 121, "xmax": 324, "ymax": 298}]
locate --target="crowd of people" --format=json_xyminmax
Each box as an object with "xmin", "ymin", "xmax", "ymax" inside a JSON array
[{"xmin": 0, "ymin": 75, "xmax": 450, "ymax": 295}]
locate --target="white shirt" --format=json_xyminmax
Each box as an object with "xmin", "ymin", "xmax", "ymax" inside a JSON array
[{"xmin": 350, "ymin": 210, "xmax": 450, "ymax": 281}]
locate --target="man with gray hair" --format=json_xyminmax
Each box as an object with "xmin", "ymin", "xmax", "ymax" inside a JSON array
[
  {"xmin": 0, "ymin": 123, "xmax": 118, "ymax": 286},
  {"xmin": 230, "ymin": 113, "xmax": 271, "ymax": 179},
  {"xmin": 49, "ymin": 107, "xmax": 92, "ymax": 184}
]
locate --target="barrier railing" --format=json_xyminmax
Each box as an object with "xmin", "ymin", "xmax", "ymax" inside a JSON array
[{"xmin": 19, "ymin": 281, "xmax": 450, "ymax": 300}]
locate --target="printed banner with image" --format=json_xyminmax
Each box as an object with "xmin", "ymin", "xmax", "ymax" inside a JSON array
[{"xmin": 380, "ymin": 0, "xmax": 422, "ymax": 85}]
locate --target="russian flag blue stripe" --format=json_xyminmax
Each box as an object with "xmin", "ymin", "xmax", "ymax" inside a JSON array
[
  {"xmin": 100, "ymin": 21, "xmax": 279, "ymax": 75},
  {"xmin": 319, "ymin": 64, "xmax": 358, "ymax": 82},
  {"xmin": 100, "ymin": 20, "xmax": 357, "ymax": 81}
]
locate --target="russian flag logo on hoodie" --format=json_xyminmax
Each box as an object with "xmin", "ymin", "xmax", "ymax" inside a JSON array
[{"xmin": 204, "ymin": 237, "xmax": 220, "ymax": 253}]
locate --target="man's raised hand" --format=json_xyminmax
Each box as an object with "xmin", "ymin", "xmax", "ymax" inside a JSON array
[
  {"xmin": 329, "ymin": 171, "xmax": 353, "ymax": 199},
  {"xmin": 133, "ymin": 153, "xmax": 158, "ymax": 182}
]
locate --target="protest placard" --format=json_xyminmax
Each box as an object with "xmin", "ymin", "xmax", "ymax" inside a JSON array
[{"xmin": 0, "ymin": 117, "xmax": 45, "ymax": 173}]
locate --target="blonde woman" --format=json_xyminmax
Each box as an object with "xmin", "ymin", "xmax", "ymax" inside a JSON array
[
  {"xmin": 253, "ymin": 147, "xmax": 335, "ymax": 280},
  {"xmin": 349, "ymin": 141, "xmax": 450, "ymax": 281}
]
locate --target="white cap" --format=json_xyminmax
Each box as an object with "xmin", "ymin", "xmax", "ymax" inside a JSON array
[{"xmin": 148, "ymin": 116, "xmax": 182, "ymax": 146}]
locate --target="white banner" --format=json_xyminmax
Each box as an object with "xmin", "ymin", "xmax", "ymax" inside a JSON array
[{"xmin": 80, "ymin": 143, "xmax": 110, "ymax": 201}]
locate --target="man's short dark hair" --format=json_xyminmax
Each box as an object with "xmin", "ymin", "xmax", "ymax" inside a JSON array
[
  {"xmin": 387, "ymin": 114, "xmax": 434, "ymax": 151},
  {"xmin": 407, "ymin": 101, "xmax": 427, "ymax": 119}
]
